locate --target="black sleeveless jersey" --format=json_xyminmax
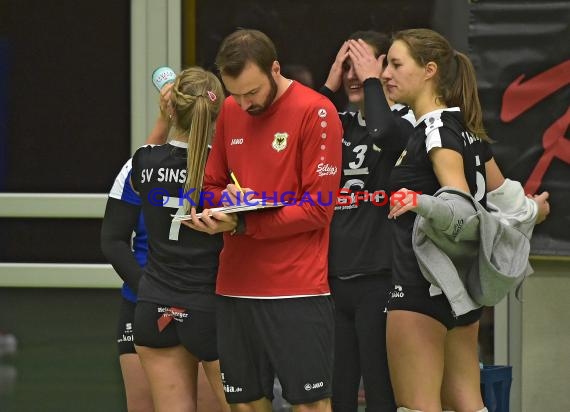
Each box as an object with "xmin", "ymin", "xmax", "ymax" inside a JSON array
[
  {"xmin": 131, "ymin": 140, "xmax": 223, "ymax": 311},
  {"xmin": 389, "ymin": 108, "xmax": 490, "ymax": 286},
  {"xmin": 328, "ymin": 107, "xmax": 413, "ymax": 279}
]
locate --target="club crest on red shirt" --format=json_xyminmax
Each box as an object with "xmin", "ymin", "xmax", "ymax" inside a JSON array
[{"xmin": 272, "ymin": 132, "xmax": 288, "ymax": 152}]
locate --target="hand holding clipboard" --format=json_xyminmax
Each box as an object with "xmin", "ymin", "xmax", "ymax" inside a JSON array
[{"xmin": 174, "ymin": 171, "xmax": 283, "ymax": 222}]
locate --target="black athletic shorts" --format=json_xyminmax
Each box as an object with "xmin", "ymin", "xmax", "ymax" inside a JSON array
[
  {"xmin": 216, "ymin": 295, "xmax": 334, "ymax": 405},
  {"xmin": 116, "ymin": 298, "xmax": 137, "ymax": 355},
  {"xmin": 134, "ymin": 300, "xmax": 218, "ymax": 361},
  {"xmin": 385, "ymin": 284, "xmax": 483, "ymax": 330}
]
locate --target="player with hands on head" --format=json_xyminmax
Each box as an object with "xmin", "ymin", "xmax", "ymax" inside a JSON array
[{"xmin": 320, "ymin": 30, "xmax": 415, "ymax": 412}]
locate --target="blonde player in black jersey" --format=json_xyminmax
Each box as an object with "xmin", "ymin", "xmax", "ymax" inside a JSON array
[{"xmin": 129, "ymin": 67, "xmax": 229, "ymax": 412}]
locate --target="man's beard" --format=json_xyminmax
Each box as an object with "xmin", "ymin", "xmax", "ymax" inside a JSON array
[{"xmin": 246, "ymin": 75, "xmax": 278, "ymax": 116}]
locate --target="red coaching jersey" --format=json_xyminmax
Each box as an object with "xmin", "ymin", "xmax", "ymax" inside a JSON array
[{"xmin": 204, "ymin": 81, "xmax": 343, "ymax": 297}]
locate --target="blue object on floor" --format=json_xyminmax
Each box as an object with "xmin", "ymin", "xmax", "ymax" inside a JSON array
[{"xmin": 480, "ymin": 365, "xmax": 512, "ymax": 412}]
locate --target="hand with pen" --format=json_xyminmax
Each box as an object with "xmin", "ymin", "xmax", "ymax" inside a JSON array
[
  {"xmin": 181, "ymin": 171, "xmax": 251, "ymax": 235},
  {"xmin": 222, "ymin": 171, "xmax": 255, "ymax": 206}
]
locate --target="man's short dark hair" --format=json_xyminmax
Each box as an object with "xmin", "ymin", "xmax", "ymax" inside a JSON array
[{"xmin": 215, "ymin": 29, "xmax": 278, "ymax": 77}]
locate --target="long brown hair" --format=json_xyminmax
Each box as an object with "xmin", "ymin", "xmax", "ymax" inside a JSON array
[
  {"xmin": 170, "ymin": 67, "xmax": 224, "ymax": 210},
  {"xmin": 393, "ymin": 28, "xmax": 488, "ymax": 140}
]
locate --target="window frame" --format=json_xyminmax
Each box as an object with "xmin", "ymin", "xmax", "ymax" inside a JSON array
[{"xmin": 0, "ymin": 0, "xmax": 181, "ymax": 288}]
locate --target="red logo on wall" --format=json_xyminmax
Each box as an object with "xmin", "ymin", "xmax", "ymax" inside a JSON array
[{"xmin": 500, "ymin": 60, "xmax": 570, "ymax": 194}]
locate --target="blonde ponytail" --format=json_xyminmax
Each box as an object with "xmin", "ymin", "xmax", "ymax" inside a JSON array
[{"xmin": 170, "ymin": 67, "xmax": 225, "ymax": 210}]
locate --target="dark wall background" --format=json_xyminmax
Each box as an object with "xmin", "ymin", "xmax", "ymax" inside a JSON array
[
  {"xmin": 187, "ymin": 0, "xmax": 436, "ymax": 108},
  {"xmin": 0, "ymin": 0, "xmax": 131, "ymax": 194},
  {"xmin": 470, "ymin": 0, "xmax": 570, "ymax": 255},
  {"xmin": 0, "ymin": 0, "xmax": 131, "ymax": 264}
]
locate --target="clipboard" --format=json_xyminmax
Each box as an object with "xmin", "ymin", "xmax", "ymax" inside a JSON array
[{"xmin": 171, "ymin": 200, "xmax": 285, "ymax": 222}]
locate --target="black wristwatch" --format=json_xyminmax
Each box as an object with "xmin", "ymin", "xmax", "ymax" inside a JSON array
[{"xmin": 230, "ymin": 213, "xmax": 246, "ymax": 236}]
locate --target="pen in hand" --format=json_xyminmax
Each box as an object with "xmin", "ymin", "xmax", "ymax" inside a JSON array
[{"xmin": 230, "ymin": 170, "xmax": 244, "ymax": 193}]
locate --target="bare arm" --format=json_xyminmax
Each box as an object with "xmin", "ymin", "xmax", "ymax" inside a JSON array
[
  {"xmin": 430, "ymin": 148, "xmax": 470, "ymax": 192},
  {"xmin": 145, "ymin": 83, "xmax": 173, "ymax": 145},
  {"xmin": 484, "ymin": 157, "xmax": 505, "ymax": 192},
  {"xmin": 324, "ymin": 41, "xmax": 349, "ymax": 92},
  {"xmin": 145, "ymin": 116, "xmax": 169, "ymax": 145}
]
